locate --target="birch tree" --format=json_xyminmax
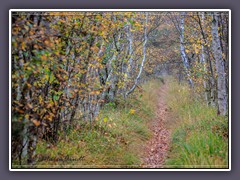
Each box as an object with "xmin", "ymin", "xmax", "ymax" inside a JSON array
[
  {"xmin": 179, "ymin": 12, "xmax": 194, "ymax": 87},
  {"xmin": 211, "ymin": 12, "xmax": 227, "ymax": 115},
  {"xmin": 126, "ymin": 13, "xmax": 148, "ymax": 97}
]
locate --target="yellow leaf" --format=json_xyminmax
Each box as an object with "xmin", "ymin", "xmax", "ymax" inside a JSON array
[
  {"xmin": 26, "ymin": 83, "xmax": 32, "ymax": 88},
  {"xmin": 21, "ymin": 42, "xmax": 26, "ymax": 50},
  {"xmin": 47, "ymin": 116, "xmax": 53, "ymax": 121},
  {"xmin": 25, "ymin": 114, "xmax": 29, "ymax": 119},
  {"xmin": 39, "ymin": 96, "xmax": 43, "ymax": 104},
  {"xmin": 103, "ymin": 117, "xmax": 108, "ymax": 123},
  {"xmin": 129, "ymin": 109, "xmax": 135, "ymax": 114}
]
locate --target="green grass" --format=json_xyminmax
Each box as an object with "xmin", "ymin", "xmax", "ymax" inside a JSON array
[
  {"xmin": 14, "ymin": 78, "xmax": 227, "ymax": 169},
  {"xmin": 28, "ymin": 79, "xmax": 162, "ymax": 168},
  {"xmin": 164, "ymin": 79, "xmax": 228, "ymax": 168}
]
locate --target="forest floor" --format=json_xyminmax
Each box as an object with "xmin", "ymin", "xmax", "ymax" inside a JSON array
[
  {"xmin": 18, "ymin": 79, "xmax": 228, "ymax": 168},
  {"xmin": 141, "ymin": 83, "xmax": 171, "ymax": 168}
]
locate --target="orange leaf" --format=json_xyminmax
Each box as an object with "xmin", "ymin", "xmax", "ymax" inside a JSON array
[{"xmin": 32, "ymin": 119, "xmax": 40, "ymax": 126}]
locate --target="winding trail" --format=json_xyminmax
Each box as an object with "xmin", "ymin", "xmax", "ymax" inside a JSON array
[{"xmin": 142, "ymin": 84, "xmax": 171, "ymax": 168}]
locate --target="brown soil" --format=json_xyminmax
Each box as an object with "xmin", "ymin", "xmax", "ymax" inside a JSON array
[{"xmin": 141, "ymin": 84, "xmax": 171, "ymax": 168}]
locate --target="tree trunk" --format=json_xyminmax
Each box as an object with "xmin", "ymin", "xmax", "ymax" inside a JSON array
[
  {"xmin": 211, "ymin": 12, "xmax": 227, "ymax": 115},
  {"xmin": 197, "ymin": 13, "xmax": 217, "ymax": 106},
  {"xmin": 126, "ymin": 12, "xmax": 148, "ymax": 97},
  {"xmin": 200, "ymin": 12, "xmax": 211, "ymax": 105},
  {"xmin": 180, "ymin": 12, "xmax": 194, "ymax": 87},
  {"xmin": 126, "ymin": 19, "xmax": 134, "ymax": 79},
  {"xmin": 27, "ymin": 126, "xmax": 37, "ymax": 166}
]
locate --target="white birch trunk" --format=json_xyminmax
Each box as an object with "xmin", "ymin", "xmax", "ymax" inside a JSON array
[
  {"xmin": 200, "ymin": 12, "xmax": 210, "ymax": 104},
  {"xmin": 126, "ymin": 13, "xmax": 148, "ymax": 97},
  {"xmin": 180, "ymin": 12, "xmax": 194, "ymax": 87},
  {"xmin": 126, "ymin": 19, "xmax": 134, "ymax": 79}
]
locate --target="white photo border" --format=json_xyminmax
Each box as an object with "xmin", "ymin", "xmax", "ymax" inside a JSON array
[{"xmin": 9, "ymin": 9, "xmax": 231, "ymax": 171}]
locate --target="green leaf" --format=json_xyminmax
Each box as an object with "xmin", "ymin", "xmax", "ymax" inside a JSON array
[
  {"xmin": 49, "ymin": 74, "xmax": 55, "ymax": 83},
  {"xmin": 53, "ymin": 94, "xmax": 59, "ymax": 101},
  {"xmin": 129, "ymin": 20, "xmax": 135, "ymax": 26}
]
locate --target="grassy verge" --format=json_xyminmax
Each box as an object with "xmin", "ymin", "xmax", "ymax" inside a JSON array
[
  {"xmin": 29, "ymin": 79, "xmax": 161, "ymax": 168},
  {"xmin": 164, "ymin": 79, "xmax": 228, "ymax": 168}
]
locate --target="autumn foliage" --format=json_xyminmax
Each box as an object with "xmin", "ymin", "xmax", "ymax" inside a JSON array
[{"xmin": 11, "ymin": 11, "xmax": 229, "ymax": 167}]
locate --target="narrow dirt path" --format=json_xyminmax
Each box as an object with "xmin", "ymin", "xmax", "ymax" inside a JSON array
[{"xmin": 141, "ymin": 83, "xmax": 171, "ymax": 168}]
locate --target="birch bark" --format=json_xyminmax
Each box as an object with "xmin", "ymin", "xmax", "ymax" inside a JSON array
[
  {"xmin": 199, "ymin": 12, "xmax": 211, "ymax": 105},
  {"xmin": 180, "ymin": 12, "xmax": 194, "ymax": 87},
  {"xmin": 126, "ymin": 13, "xmax": 148, "ymax": 97},
  {"xmin": 211, "ymin": 12, "xmax": 227, "ymax": 115}
]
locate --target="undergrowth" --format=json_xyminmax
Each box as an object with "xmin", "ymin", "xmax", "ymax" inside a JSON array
[
  {"xmin": 32, "ymin": 79, "xmax": 162, "ymax": 168},
  {"xmin": 164, "ymin": 78, "xmax": 229, "ymax": 168}
]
